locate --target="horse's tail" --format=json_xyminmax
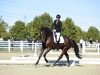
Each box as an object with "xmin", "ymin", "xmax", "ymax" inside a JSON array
[{"xmin": 72, "ymin": 39, "xmax": 82, "ymax": 59}]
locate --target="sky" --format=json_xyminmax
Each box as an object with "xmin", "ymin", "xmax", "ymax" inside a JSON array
[{"xmin": 0, "ymin": 0, "xmax": 100, "ymax": 31}]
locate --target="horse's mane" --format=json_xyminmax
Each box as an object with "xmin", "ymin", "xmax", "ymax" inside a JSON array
[{"xmin": 40, "ymin": 27, "xmax": 53, "ymax": 36}]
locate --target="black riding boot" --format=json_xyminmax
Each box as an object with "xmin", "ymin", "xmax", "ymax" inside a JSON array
[
  {"xmin": 56, "ymin": 41, "xmax": 60, "ymax": 50},
  {"xmin": 55, "ymin": 35, "xmax": 60, "ymax": 50}
]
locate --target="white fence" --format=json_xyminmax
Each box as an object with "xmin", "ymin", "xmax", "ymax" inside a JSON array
[
  {"xmin": 0, "ymin": 40, "xmax": 41, "ymax": 53},
  {"xmin": 0, "ymin": 40, "xmax": 100, "ymax": 54},
  {"xmin": 82, "ymin": 42, "xmax": 100, "ymax": 54}
]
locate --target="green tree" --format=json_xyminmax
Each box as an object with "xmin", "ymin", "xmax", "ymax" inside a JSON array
[
  {"xmin": 0, "ymin": 17, "xmax": 8, "ymax": 40},
  {"xmin": 75, "ymin": 26, "xmax": 83, "ymax": 42},
  {"xmin": 82, "ymin": 31, "xmax": 88, "ymax": 41},
  {"xmin": 99, "ymin": 31, "xmax": 100, "ymax": 41},
  {"xmin": 27, "ymin": 12, "xmax": 53, "ymax": 39},
  {"xmin": 62, "ymin": 17, "xmax": 81, "ymax": 42},
  {"xmin": 87, "ymin": 26, "xmax": 99, "ymax": 41},
  {"xmin": 10, "ymin": 20, "xmax": 27, "ymax": 40}
]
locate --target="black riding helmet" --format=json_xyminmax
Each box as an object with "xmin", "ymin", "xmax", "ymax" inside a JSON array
[{"xmin": 56, "ymin": 14, "xmax": 61, "ymax": 19}]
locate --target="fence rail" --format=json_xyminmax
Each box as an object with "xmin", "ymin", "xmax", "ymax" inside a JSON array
[
  {"xmin": 0, "ymin": 40, "xmax": 42, "ymax": 53},
  {"xmin": 81, "ymin": 42, "xmax": 100, "ymax": 54},
  {"xmin": 0, "ymin": 41, "xmax": 100, "ymax": 54}
]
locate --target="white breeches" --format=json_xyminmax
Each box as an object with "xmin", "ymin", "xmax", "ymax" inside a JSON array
[{"xmin": 56, "ymin": 32, "xmax": 60, "ymax": 41}]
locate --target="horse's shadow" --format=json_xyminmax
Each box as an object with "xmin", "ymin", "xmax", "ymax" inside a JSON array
[{"xmin": 44, "ymin": 60, "xmax": 81, "ymax": 67}]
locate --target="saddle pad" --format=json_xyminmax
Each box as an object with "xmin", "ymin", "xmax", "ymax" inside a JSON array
[{"xmin": 54, "ymin": 36, "xmax": 64, "ymax": 43}]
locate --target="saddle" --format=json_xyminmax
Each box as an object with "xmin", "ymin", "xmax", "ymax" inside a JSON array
[{"xmin": 53, "ymin": 30, "xmax": 64, "ymax": 43}]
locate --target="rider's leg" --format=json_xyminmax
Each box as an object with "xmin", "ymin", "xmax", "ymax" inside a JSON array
[
  {"xmin": 56, "ymin": 32, "xmax": 60, "ymax": 42},
  {"xmin": 56, "ymin": 32, "xmax": 60, "ymax": 50}
]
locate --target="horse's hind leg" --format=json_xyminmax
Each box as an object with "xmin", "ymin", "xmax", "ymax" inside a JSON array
[
  {"xmin": 43, "ymin": 48, "xmax": 51, "ymax": 63},
  {"xmin": 64, "ymin": 52, "xmax": 70, "ymax": 67}
]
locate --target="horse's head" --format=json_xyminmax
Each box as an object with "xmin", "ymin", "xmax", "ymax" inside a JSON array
[{"xmin": 40, "ymin": 27, "xmax": 53, "ymax": 42}]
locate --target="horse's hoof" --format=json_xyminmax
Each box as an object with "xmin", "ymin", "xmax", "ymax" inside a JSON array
[
  {"xmin": 51, "ymin": 64, "xmax": 55, "ymax": 67},
  {"xmin": 45, "ymin": 60, "xmax": 48, "ymax": 63},
  {"xmin": 35, "ymin": 63, "xmax": 38, "ymax": 65},
  {"xmin": 66, "ymin": 63, "xmax": 70, "ymax": 67},
  {"xmin": 35, "ymin": 64, "xmax": 37, "ymax": 66},
  {"xmin": 68, "ymin": 64, "xmax": 70, "ymax": 67}
]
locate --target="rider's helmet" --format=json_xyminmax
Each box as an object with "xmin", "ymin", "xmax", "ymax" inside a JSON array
[{"xmin": 56, "ymin": 14, "xmax": 61, "ymax": 19}]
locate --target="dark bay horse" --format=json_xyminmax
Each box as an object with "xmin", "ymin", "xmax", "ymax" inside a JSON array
[{"xmin": 35, "ymin": 27, "xmax": 82, "ymax": 66}]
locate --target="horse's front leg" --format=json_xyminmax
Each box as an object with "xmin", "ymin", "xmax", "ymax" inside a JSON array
[
  {"xmin": 43, "ymin": 48, "xmax": 51, "ymax": 63},
  {"xmin": 64, "ymin": 52, "xmax": 70, "ymax": 67},
  {"xmin": 35, "ymin": 48, "xmax": 44, "ymax": 65}
]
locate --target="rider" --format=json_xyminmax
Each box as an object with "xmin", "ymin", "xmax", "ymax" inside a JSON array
[{"xmin": 51, "ymin": 14, "xmax": 62, "ymax": 50}]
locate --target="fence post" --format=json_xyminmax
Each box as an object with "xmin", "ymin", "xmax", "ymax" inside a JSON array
[
  {"xmin": 20, "ymin": 41, "xmax": 23, "ymax": 53},
  {"xmin": 82, "ymin": 42, "xmax": 85, "ymax": 54},
  {"xmin": 32, "ymin": 41, "xmax": 34, "ymax": 50},
  {"xmin": 34, "ymin": 43, "xmax": 37, "ymax": 56},
  {"xmin": 88, "ymin": 43, "xmax": 90, "ymax": 48},
  {"xmin": 8, "ymin": 40, "xmax": 11, "ymax": 52},
  {"xmin": 97, "ymin": 43, "xmax": 100, "ymax": 53}
]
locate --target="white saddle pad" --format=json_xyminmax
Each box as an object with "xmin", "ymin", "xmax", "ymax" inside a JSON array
[{"xmin": 54, "ymin": 36, "xmax": 64, "ymax": 43}]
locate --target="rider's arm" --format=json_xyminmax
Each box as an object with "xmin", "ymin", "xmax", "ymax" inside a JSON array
[
  {"xmin": 51, "ymin": 20, "xmax": 56, "ymax": 30},
  {"xmin": 60, "ymin": 21, "xmax": 62, "ymax": 31}
]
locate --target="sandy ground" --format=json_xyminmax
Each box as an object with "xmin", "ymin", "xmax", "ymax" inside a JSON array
[
  {"xmin": 0, "ymin": 64, "xmax": 100, "ymax": 75},
  {"xmin": 0, "ymin": 53, "xmax": 100, "ymax": 75},
  {"xmin": 0, "ymin": 52, "xmax": 100, "ymax": 59}
]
